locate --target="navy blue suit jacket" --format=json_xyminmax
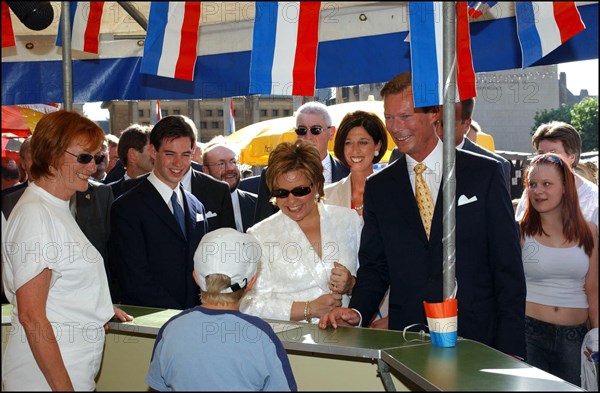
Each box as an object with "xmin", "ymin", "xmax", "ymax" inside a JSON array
[
  {"xmin": 349, "ymin": 150, "xmax": 526, "ymax": 358},
  {"xmin": 110, "ymin": 179, "xmax": 207, "ymax": 309},
  {"xmin": 238, "ymin": 175, "xmax": 260, "ymax": 194},
  {"xmin": 237, "ymin": 189, "xmax": 257, "ymax": 232}
]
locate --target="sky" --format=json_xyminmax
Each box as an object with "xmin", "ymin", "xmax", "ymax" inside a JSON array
[
  {"xmin": 83, "ymin": 59, "xmax": 599, "ymax": 121},
  {"xmin": 557, "ymin": 58, "xmax": 598, "ymax": 96}
]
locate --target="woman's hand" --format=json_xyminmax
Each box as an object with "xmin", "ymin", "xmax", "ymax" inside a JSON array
[
  {"xmin": 329, "ymin": 262, "xmax": 355, "ymax": 295},
  {"xmin": 113, "ymin": 306, "xmax": 134, "ymax": 322},
  {"xmin": 104, "ymin": 306, "xmax": 134, "ymax": 332},
  {"xmin": 310, "ymin": 293, "xmax": 343, "ymax": 319}
]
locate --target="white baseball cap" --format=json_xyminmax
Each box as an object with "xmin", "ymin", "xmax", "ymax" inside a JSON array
[{"xmin": 193, "ymin": 228, "xmax": 260, "ymax": 293}]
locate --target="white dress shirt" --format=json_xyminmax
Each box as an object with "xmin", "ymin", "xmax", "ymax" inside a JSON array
[
  {"xmin": 322, "ymin": 155, "xmax": 332, "ymax": 185},
  {"xmin": 148, "ymin": 171, "xmax": 184, "ymax": 214},
  {"xmin": 405, "ymin": 138, "xmax": 444, "ymax": 206},
  {"xmin": 231, "ymin": 190, "xmax": 244, "ymax": 232}
]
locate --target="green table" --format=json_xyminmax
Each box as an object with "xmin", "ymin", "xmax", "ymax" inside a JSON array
[
  {"xmin": 2, "ymin": 304, "xmax": 586, "ymax": 391},
  {"xmin": 382, "ymin": 339, "xmax": 583, "ymax": 391}
]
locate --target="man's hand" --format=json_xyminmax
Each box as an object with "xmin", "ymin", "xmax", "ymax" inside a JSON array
[{"xmin": 318, "ymin": 307, "xmax": 360, "ymax": 329}]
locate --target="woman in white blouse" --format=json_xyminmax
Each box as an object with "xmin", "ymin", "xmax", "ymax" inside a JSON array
[
  {"xmin": 324, "ymin": 110, "xmax": 388, "ymax": 217},
  {"xmin": 241, "ymin": 140, "xmax": 362, "ymax": 323},
  {"xmin": 2, "ymin": 111, "xmax": 131, "ymax": 390}
]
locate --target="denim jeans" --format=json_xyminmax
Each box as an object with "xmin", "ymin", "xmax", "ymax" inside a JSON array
[{"xmin": 525, "ymin": 315, "xmax": 588, "ymax": 386}]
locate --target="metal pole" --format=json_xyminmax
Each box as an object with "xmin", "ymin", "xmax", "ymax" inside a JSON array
[
  {"xmin": 442, "ymin": 1, "xmax": 457, "ymax": 300},
  {"xmin": 61, "ymin": 2, "xmax": 73, "ymax": 111},
  {"xmin": 117, "ymin": 1, "xmax": 148, "ymax": 31}
]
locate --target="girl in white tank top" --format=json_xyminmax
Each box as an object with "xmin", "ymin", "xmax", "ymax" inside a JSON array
[{"xmin": 519, "ymin": 153, "xmax": 598, "ymax": 386}]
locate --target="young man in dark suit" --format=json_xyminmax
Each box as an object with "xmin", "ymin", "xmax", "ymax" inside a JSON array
[
  {"xmin": 254, "ymin": 101, "xmax": 350, "ymax": 223},
  {"xmin": 110, "ymin": 115, "xmax": 207, "ymax": 310},
  {"xmin": 319, "ymin": 72, "xmax": 526, "ymax": 360}
]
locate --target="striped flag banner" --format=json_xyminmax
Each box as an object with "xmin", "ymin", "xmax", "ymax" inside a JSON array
[
  {"xmin": 140, "ymin": 2, "xmax": 201, "ymax": 81},
  {"xmin": 456, "ymin": 2, "xmax": 476, "ymax": 101},
  {"xmin": 409, "ymin": 2, "xmax": 443, "ymax": 107},
  {"xmin": 408, "ymin": 2, "xmax": 477, "ymax": 107},
  {"xmin": 2, "ymin": 1, "xmax": 15, "ymax": 48},
  {"xmin": 249, "ymin": 2, "xmax": 321, "ymax": 96},
  {"xmin": 516, "ymin": 2, "xmax": 585, "ymax": 68},
  {"xmin": 467, "ymin": 1, "xmax": 497, "ymax": 19},
  {"xmin": 56, "ymin": 1, "xmax": 105, "ymax": 54},
  {"xmin": 228, "ymin": 98, "xmax": 236, "ymax": 135},
  {"xmin": 150, "ymin": 100, "xmax": 162, "ymax": 124},
  {"xmin": 423, "ymin": 298, "xmax": 458, "ymax": 347}
]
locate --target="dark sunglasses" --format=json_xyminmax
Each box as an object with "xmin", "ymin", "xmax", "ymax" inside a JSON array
[
  {"xmin": 65, "ymin": 150, "xmax": 106, "ymax": 165},
  {"xmin": 271, "ymin": 185, "xmax": 313, "ymax": 199},
  {"xmin": 294, "ymin": 126, "xmax": 331, "ymax": 136}
]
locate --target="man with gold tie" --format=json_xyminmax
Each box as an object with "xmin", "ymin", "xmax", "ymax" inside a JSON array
[{"xmin": 319, "ymin": 72, "xmax": 526, "ymax": 360}]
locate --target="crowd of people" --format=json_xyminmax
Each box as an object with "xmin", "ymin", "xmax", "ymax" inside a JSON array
[{"xmin": 1, "ymin": 71, "xmax": 598, "ymax": 390}]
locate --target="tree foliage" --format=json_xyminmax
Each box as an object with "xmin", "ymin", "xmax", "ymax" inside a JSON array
[
  {"xmin": 532, "ymin": 98, "xmax": 598, "ymax": 152},
  {"xmin": 570, "ymin": 97, "xmax": 598, "ymax": 152},
  {"xmin": 532, "ymin": 104, "xmax": 572, "ymax": 134}
]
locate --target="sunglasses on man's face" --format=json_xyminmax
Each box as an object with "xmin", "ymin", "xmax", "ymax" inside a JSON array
[
  {"xmin": 271, "ymin": 185, "xmax": 313, "ymax": 199},
  {"xmin": 65, "ymin": 150, "xmax": 106, "ymax": 165},
  {"xmin": 294, "ymin": 126, "xmax": 331, "ymax": 136}
]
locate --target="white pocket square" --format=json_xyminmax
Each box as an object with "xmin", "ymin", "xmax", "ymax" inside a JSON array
[
  {"xmin": 197, "ymin": 212, "xmax": 217, "ymax": 222},
  {"xmin": 458, "ymin": 195, "xmax": 478, "ymax": 206},
  {"xmin": 206, "ymin": 211, "xmax": 217, "ymax": 218}
]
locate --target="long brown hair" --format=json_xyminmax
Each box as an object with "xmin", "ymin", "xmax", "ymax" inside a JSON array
[{"xmin": 520, "ymin": 153, "xmax": 593, "ymax": 256}]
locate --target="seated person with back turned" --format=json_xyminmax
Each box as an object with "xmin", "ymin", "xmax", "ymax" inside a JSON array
[
  {"xmin": 241, "ymin": 140, "xmax": 362, "ymax": 323},
  {"xmin": 146, "ymin": 228, "xmax": 297, "ymax": 391}
]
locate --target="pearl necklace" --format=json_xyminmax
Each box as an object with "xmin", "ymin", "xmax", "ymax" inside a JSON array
[{"xmin": 354, "ymin": 205, "xmax": 363, "ymax": 211}]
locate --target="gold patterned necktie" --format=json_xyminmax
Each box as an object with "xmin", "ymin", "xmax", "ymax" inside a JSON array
[{"xmin": 414, "ymin": 163, "xmax": 434, "ymax": 239}]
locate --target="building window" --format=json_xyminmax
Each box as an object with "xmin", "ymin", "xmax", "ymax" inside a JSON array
[
  {"xmin": 217, "ymin": 109, "xmax": 224, "ymax": 117},
  {"xmin": 138, "ymin": 109, "xmax": 144, "ymax": 117},
  {"xmin": 206, "ymin": 109, "xmax": 213, "ymax": 117},
  {"xmin": 200, "ymin": 121, "xmax": 207, "ymax": 129},
  {"xmin": 147, "ymin": 110, "xmax": 151, "ymax": 117},
  {"xmin": 272, "ymin": 109, "xmax": 279, "ymax": 116},
  {"xmin": 342, "ymin": 87, "xmax": 349, "ymax": 101},
  {"xmin": 173, "ymin": 109, "xmax": 181, "ymax": 115},
  {"xmin": 161, "ymin": 109, "xmax": 168, "ymax": 117},
  {"xmin": 353, "ymin": 85, "xmax": 360, "ymax": 99},
  {"xmin": 283, "ymin": 109, "xmax": 291, "ymax": 116},
  {"xmin": 211, "ymin": 121, "xmax": 220, "ymax": 129},
  {"xmin": 260, "ymin": 109, "xmax": 267, "ymax": 117}
]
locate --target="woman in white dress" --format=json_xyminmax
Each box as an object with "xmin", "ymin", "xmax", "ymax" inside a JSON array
[
  {"xmin": 2, "ymin": 110, "xmax": 131, "ymax": 391},
  {"xmin": 241, "ymin": 140, "xmax": 362, "ymax": 323}
]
